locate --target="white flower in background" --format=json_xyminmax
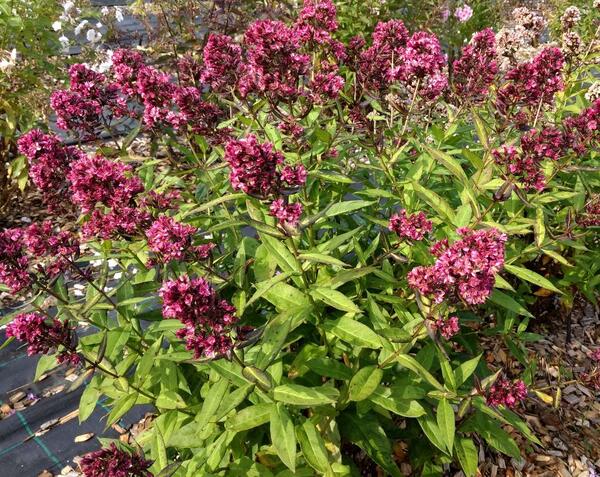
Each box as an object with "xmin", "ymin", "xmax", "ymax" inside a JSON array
[
  {"xmin": 86, "ymin": 29, "xmax": 102, "ymax": 43},
  {"xmin": 115, "ymin": 6, "xmax": 124, "ymax": 23},
  {"xmin": 0, "ymin": 49, "xmax": 17, "ymax": 72},
  {"xmin": 63, "ymin": 1, "xmax": 75, "ymax": 13},
  {"xmin": 74, "ymin": 19, "xmax": 88, "ymax": 35},
  {"xmin": 113, "ymin": 272, "xmax": 123, "ymax": 280},
  {"xmin": 585, "ymin": 81, "xmax": 600, "ymax": 102},
  {"xmin": 454, "ymin": 4, "xmax": 473, "ymax": 22},
  {"xmin": 108, "ymin": 259, "xmax": 118, "ymax": 269},
  {"xmin": 59, "ymin": 35, "xmax": 70, "ymax": 47},
  {"xmin": 101, "ymin": 6, "xmax": 110, "ymax": 16},
  {"xmin": 95, "ymin": 22, "xmax": 103, "ymax": 29},
  {"xmin": 92, "ymin": 49, "xmax": 114, "ymax": 73},
  {"xmin": 52, "ymin": 21, "xmax": 62, "ymax": 31}
]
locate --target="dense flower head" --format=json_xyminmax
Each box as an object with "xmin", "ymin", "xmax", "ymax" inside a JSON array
[
  {"xmin": 0, "ymin": 228, "xmax": 30, "ymax": 292},
  {"xmin": 160, "ymin": 275, "xmax": 238, "ymax": 359},
  {"xmin": 408, "ymin": 228, "xmax": 507, "ymax": 305},
  {"xmin": 487, "ymin": 378, "xmax": 528, "ymax": 408},
  {"xmin": 17, "ymin": 130, "xmax": 84, "ymax": 209},
  {"xmin": 434, "ymin": 315, "xmax": 460, "ymax": 340},
  {"xmin": 240, "ymin": 20, "xmax": 310, "ymax": 99},
  {"xmin": 224, "ymin": 135, "xmax": 284, "ymax": 198},
  {"xmin": 294, "ymin": 0, "xmax": 338, "ymax": 45},
  {"xmin": 389, "ymin": 210, "xmax": 432, "ymax": 241},
  {"xmin": 24, "ymin": 222, "xmax": 79, "ymax": 277},
  {"xmin": 270, "ymin": 199, "xmax": 303, "ymax": 228},
  {"xmin": 140, "ymin": 190, "xmax": 181, "ymax": 211},
  {"xmin": 176, "ymin": 55, "xmax": 203, "ymax": 86},
  {"xmin": 497, "ymin": 47, "xmax": 565, "ymax": 116},
  {"xmin": 6, "ymin": 313, "xmax": 79, "ymax": 365},
  {"xmin": 137, "ymin": 66, "xmax": 176, "ymax": 128},
  {"xmin": 280, "ymin": 164, "xmax": 308, "ymax": 188},
  {"xmin": 309, "ymin": 61, "xmax": 345, "ymax": 102},
  {"xmin": 51, "ymin": 64, "xmax": 128, "ymax": 137},
  {"xmin": 167, "ymin": 86, "xmax": 223, "ymax": 138},
  {"xmin": 67, "ymin": 155, "xmax": 144, "ymax": 213},
  {"xmin": 563, "ymin": 99, "xmax": 600, "ymax": 154},
  {"xmin": 358, "ymin": 20, "xmax": 409, "ymax": 91},
  {"xmin": 403, "ymin": 32, "xmax": 446, "ymax": 80},
  {"xmin": 452, "ymin": 28, "xmax": 498, "ymax": 101},
  {"xmin": 146, "ymin": 216, "xmax": 213, "ymax": 263},
  {"xmin": 201, "ymin": 33, "xmax": 243, "ymax": 92},
  {"xmin": 81, "ymin": 207, "xmax": 151, "ymax": 240},
  {"xmin": 80, "ymin": 443, "xmax": 153, "ymax": 477},
  {"xmin": 111, "ymin": 49, "xmax": 145, "ymax": 96},
  {"xmin": 561, "ymin": 6, "xmax": 581, "ymax": 30}
]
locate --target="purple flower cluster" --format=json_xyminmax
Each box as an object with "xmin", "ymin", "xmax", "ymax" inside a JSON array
[
  {"xmin": 67, "ymin": 155, "xmax": 144, "ymax": 213},
  {"xmin": 497, "ymin": 47, "xmax": 565, "ymax": 118},
  {"xmin": 24, "ymin": 221, "xmax": 79, "ymax": 277},
  {"xmin": 389, "ymin": 210, "xmax": 432, "ymax": 241},
  {"xmin": 168, "ymin": 86, "xmax": 224, "ymax": 139},
  {"xmin": 493, "ymin": 127, "xmax": 565, "ymax": 191},
  {"xmin": 146, "ymin": 216, "xmax": 214, "ymax": 264},
  {"xmin": 80, "ymin": 443, "xmax": 153, "ymax": 477},
  {"xmin": 225, "ymin": 135, "xmax": 307, "ymax": 228},
  {"xmin": 357, "ymin": 20, "xmax": 447, "ymax": 99},
  {"xmin": 160, "ymin": 275, "xmax": 238, "ymax": 359},
  {"xmin": 486, "ymin": 378, "xmax": 528, "ymax": 408},
  {"xmin": 0, "ymin": 228, "xmax": 30, "ymax": 292},
  {"xmin": 137, "ymin": 65, "xmax": 176, "ymax": 128},
  {"xmin": 239, "ymin": 20, "xmax": 311, "ymax": 100},
  {"xmin": 563, "ymin": 99, "xmax": 600, "ymax": 154},
  {"xmin": 51, "ymin": 64, "xmax": 128, "ymax": 137},
  {"xmin": 6, "ymin": 313, "xmax": 79, "ymax": 365},
  {"xmin": 112, "ymin": 49, "xmax": 145, "ymax": 96},
  {"xmin": 201, "ymin": 34, "xmax": 243, "ymax": 92},
  {"xmin": 17, "ymin": 130, "xmax": 84, "ymax": 210},
  {"xmin": 294, "ymin": 0, "xmax": 339, "ymax": 47},
  {"xmin": 408, "ymin": 228, "xmax": 507, "ymax": 305},
  {"xmin": 452, "ymin": 28, "xmax": 498, "ymax": 101},
  {"xmin": 434, "ymin": 316, "xmax": 460, "ymax": 340}
]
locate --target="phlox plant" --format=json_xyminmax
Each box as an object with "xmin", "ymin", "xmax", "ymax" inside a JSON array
[{"xmin": 2, "ymin": 1, "xmax": 600, "ymax": 476}]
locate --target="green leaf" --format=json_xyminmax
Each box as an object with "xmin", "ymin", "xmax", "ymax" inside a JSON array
[
  {"xmin": 106, "ymin": 393, "xmax": 137, "ymax": 427},
  {"xmin": 455, "ymin": 438, "xmax": 479, "ymax": 477},
  {"xmin": 263, "ymin": 282, "xmax": 311, "ymax": 312},
  {"xmin": 274, "ymin": 384, "xmax": 337, "ymax": 406},
  {"xmin": 154, "ymin": 426, "xmax": 168, "ymax": 471},
  {"xmin": 242, "ymin": 366, "xmax": 274, "ymax": 391},
  {"xmin": 306, "ymin": 358, "xmax": 353, "ymax": 380},
  {"xmin": 325, "ymin": 200, "xmax": 374, "ymax": 218},
  {"xmin": 260, "ymin": 235, "xmax": 303, "ymax": 287},
  {"xmin": 504, "ymin": 264, "xmax": 562, "ymax": 294},
  {"xmin": 79, "ymin": 380, "xmax": 100, "ymax": 423},
  {"xmin": 349, "ymin": 366, "xmax": 383, "ymax": 401},
  {"xmin": 322, "ymin": 316, "xmax": 383, "ymax": 349},
  {"xmin": 417, "ymin": 413, "xmax": 447, "ymax": 454},
  {"xmin": 369, "ymin": 387, "xmax": 426, "ymax": 417},
  {"xmin": 423, "ymin": 145, "xmax": 469, "ymax": 185},
  {"xmin": 489, "ymin": 290, "xmax": 533, "ymax": 318},
  {"xmin": 246, "ymin": 272, "xmax": 298, "ymax": 308},
  {"xmin": 185, "ymin": 193, "xmax": 246, "ymax": 215},
  {"xmin": 437, "ymin": 399, "xmax": 455, "ymax": 454},
  {"xmin": 35, "ymin": 354, "xmax": 58, "ymax": 381},
  {"xmin": 196, "ymin": 378, "xmax": 229, "ymax": 428},
  {"xmin": 393, "ymin": 354, "xmax": 445, "ymax": 392},
  {"xmin": 256, "ymin": 311, "xmax": 294, "ymax": 369},
  {"xmin": 296, "ymin": 420, "xmax": 332, "ymax": 474},
  {"xmin": 156, "ymin": 390, "xmax": 186, "ymax": 409},
  {"xmin": 270, "ymin": 403, "xmax": 297, "ymax": 472},
  {"xmin": 226, "ymin": 403, "xmax": 273, "ymax": 432},
  {"xmin": 298, "ymin": 252, "xmax": 348, "ymax": 268},
  {"xmin": 454, "ymin": 354, "xmax": 482, "ymax": 386},
  {"xmin": 411, "ymin": 181, "xmax": 456, "ymax": 224},
  {"xmin": 310, "ymin": 286, "xmax": 360, "ymax": 313}
]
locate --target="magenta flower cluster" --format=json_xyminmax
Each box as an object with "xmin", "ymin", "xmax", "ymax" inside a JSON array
[
  {"xmin": 357, "ymin": 19, "xmax": 447, "ymax": 99},
  {"xmin": 0, "ymin": 222, "xmax": 79, "ymax": 293},
  {"xmin": 146, "ymin": 216, "xmax": 214, "ymax": 264},
  {"xmin": 577, "ymin": 195, "xmax": 600, "ymax": 227},
  {"xmin": 17, "ymin": 130, "xmax": 84, "ymax": 210},
  {"xmin": 389, "ymin": 210, "xmax": 432, "ymax": 241},
  {"xmin": 80, "ymin": 443, "xmax": 153, "ymax": 477},
  {"xmin": 496, "ymin": 47, "xmax": 564, "ymax": 119},
  {"xmin": 452, "ymin": 28, "xmax": 498, "ymax": 101},
  {"xmin": 6, "ymin": 313, "xmax": 80, "ymax": 365},
  {"xmin": 408, "ymin": 228, "xmax": 507, "ymax": 305},
  {"xmin": 486, "ymin": 378, "xmax": 528, "ymax": 408},
  {"xmin": 160, "ymin": 275, "xmax": 238, "ymax": 359},
  {"xmin": 434, "ymin": 316, "xmax": 460, "ymax": 340},
  {"xmin": 225, "ymin": 134, "xmax": 307, "ymax": 228}
]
